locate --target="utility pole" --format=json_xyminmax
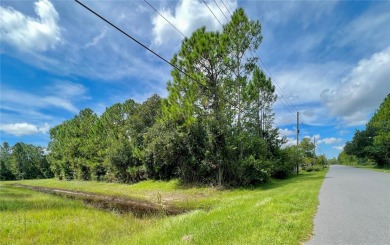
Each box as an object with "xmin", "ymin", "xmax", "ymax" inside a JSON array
[{"xmin": 296, "ymin": 111, "xmax": 299, "ymax": 174}]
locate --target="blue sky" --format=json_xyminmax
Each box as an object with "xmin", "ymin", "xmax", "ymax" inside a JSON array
[{"xmin": 1, "ymin": 0, "xmax": 389, "ymax": 158}]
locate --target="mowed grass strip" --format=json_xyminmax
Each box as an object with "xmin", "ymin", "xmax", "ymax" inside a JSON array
[
  {"xmin": 1, "ymin": 170, "xmax": 327, "ymax": 245},
  {"xmin": 353, "ymin": 164, "xmax": 390, "ymax": 173}
]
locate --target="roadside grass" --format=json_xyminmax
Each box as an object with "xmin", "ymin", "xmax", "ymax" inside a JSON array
[
  {"xmin": 0, "ymin": 184, "xmax": 154, "ymax": 245},
  {"xmin": 1, "ymin": 169, "xmax": 328, "ymax": 245},
  {"xmin": 353, "ymin": 164, "xmax": 390, "ymax": 173},
  {"xmin": 6, "ymin": 178, "xmax": 219, "ymax": 210}
]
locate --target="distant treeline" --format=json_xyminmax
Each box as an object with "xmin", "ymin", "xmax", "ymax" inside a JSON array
[
  {"xmin": 338, "ymin": 94, "xmax": 389, "ymax": 167},
  {"xmin": 0, "ymin": 142, "xmax": 53, "ymax": 180}
]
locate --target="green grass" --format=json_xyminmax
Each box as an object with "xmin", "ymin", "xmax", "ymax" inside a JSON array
[
  {"xmin": 1, "ymin": 170, "xmax": 328, "ymax": 245},
  {"xmin": 354, "ymin": 164, "xmax": 390, "ymax": 173},
  {"xmin": 0, "ymin": 185, "xmax": 152, "ymax": 245}
]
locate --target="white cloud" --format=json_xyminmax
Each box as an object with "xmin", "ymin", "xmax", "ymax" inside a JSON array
[
  {"xmin": 151, "ymin": 0, "xmax": 237, "ymax": 46},
  {"xmin": 318, "ymin": 137, "xmax": 342, "ymax": 145},
  {"xmin": 321, "ymin": 46, "xmax": 390, "ymax": 126},
  {"xmin": 274, "ymin": 61, "xmax": 348, "ymax": 107},
  {"xmin": 278, "ymin": 128, "xmax": 295, "ymax": 137},
  {"xmin": 38, "ymin": 123, "xmax": 50, "ymax": 134},
  {"xmin": 0, "ymin": 0, "xmax": 61, "ymax": 52},
  {"xmin": 333, "ymin": 145, "xmax": 345, "ymax": 151},
  {"xmin": 0, "ymin": 122, "xmax": 50, "ymax": 136},
  {"xmin": 281, "ymin": 136, "xmax": 297, "ymax": 148}
]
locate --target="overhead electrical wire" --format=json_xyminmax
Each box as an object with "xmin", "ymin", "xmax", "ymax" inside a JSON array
[
  {"xmin": 201, "ymin": 1, "xmax": 297, "ymax": 124},
  {"xmin": 213, "ymin": 0, "xmax": 229, "ymax": 22},
  {"xmin": 141, "ymin": 0, "xmax": 301, "ymax": 140},
  {"xmin": 220, "ymin": 0, "xmax": 305, "ymax": 128},
  {"xmin": 217, "ymin": 0, "xmax": 307, "ymax": 141},
  {"xmin": 75, "ymin": 0, "xmax": 242, "ymax": 113},
  {"xmin": 220, "ymin": 0, "xmax": 233, "ymax": 16},
  {"xmin": 209, "ymin": 0, "xmax": 298, "ymax": 120},
  {"xmin": 76, "ymin": 0, "xmax": 301, "ymax": 134},
  {"xmin": 143, "ymin": 0, "xmax": 186, "ymax": 38},
  {"xmin": 220, "ymin": 0, "xmax": 298, "ymax": 115},
  {"xmin": 203, "ymin": 0, "xmax": 223, "ymax": 26}
]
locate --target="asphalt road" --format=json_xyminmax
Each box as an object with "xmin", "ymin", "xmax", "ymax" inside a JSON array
[{"xmin": 307, "ymin": 165, "xmax": 390, "ymax": 245}]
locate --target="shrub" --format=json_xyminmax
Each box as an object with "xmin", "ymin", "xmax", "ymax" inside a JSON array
[
  {"xmin": 238, "ymin": 156, "xmax": 270, "ymax": 186},
  {"xmin": 271, "ymin": 147, "xmax": 300, "ymax": 179},
  {"xmin": 305, "ymin": 166, "xmax": 313, "ymax": 172},
  {"xmin": 305, "ymin": 165, "xmax": 321, "ymax": 172}
]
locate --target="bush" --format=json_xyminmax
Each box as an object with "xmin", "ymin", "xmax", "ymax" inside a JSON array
[
  {"xmin": 271, "ymin": 147, "xmax": 300, "ymax": 179},
  {"xmin": 313, "ymin": 165, "xmax": 321, "ymax": 171},
  {"xmin": 305, "ymin": 165, "xmax": 321, "ymax": 172},
  {"xmin": 238, "ymin": 156, "xmax": 270, "ymax": 186}
]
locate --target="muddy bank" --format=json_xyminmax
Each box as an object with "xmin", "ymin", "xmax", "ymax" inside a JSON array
[{"xmin": 12, "ymin": 184, "xmax": 189, "ymax": 216}]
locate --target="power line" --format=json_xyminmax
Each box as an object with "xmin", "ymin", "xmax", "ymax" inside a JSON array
[
  {"xmin": 220, "ymin": 0, "xmax": 233, "ymax": 16},
  {"xmin": 211, "ymin": 0, "xmax": 298, "ymax": 119},
  {"xmin": 75, "ymin": 0, "xmax": 239, "ymax": 112},
  {"xmin": 223, "ymin": 0, "xmax": 234, "ymax": 14},
  {"xmin": 219, "ymin": 0, "xmax": 301, "ymax": 120},
  {"xmin": 213, "ymin": 0, "xmax": 229, "ymax": 22},
  {"xmin": 205, "ymin": 0, "xmax": 299, "ymax": 125},
  {"xmin": 143, "ymin": 0, "xmax": 248, "ymax": 115},
  {"xmin": 143, "ymin": 0, "xmax": 186, "ymax": 38},
  {"xmin": 203, "ymin": 0, "xmax": 223, "ymax": 26},
  {"xmin": 194, "ymin": 0, "xmax": 298, "ymax": 119},
  {"xmin": 257, "ymin": 56, "xmax": 298, "ymax": 112},
  {"xmin": 220, "ymin": 0, "xmax": 298, "ymax": 114}
]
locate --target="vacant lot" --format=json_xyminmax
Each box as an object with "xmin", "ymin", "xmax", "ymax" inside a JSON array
[{"xmin": 1, "ymin": 170, "xmax": 327, "ymax": 245}]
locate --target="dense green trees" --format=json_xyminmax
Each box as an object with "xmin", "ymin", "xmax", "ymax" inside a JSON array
[
  {"xmin": 2, "ymin": 9, "xmax": 303, "ymax": 186},
  {"xmin": 0, "ymin": 142, "xmax": 53, "ymax": 180},
  {"xmin": 340, "ymin": 94, "xmax": 390, "ymax": 167},
  {"xmin": 48, "ymin": 95, "xmax": 162, "ymax": 182},
  {"xmin": 144, "ymin": 8, "xmax": 291, "ymax": 186}
]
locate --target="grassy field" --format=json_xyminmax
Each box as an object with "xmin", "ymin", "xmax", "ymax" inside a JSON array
[{"xmin": 1, "ymin": 170, "xmax": 328, "ymax": 245}]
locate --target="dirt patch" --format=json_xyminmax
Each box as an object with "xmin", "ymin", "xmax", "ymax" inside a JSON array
[{"xmin": 12, "ymin": 184, "xmax": 190, "ymax": 216}]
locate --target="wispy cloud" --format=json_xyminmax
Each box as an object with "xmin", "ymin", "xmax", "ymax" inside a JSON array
[
  {"xmin": 335, "ymin": 3, "xmax": 390, "ymax": 54},
  {"xmin": 1, "ymin": 83, "xmax": 84, "ymax": 115},
  {"xmin": 84, "ymin": 28, "xmax": 107, "ymax": 49}
]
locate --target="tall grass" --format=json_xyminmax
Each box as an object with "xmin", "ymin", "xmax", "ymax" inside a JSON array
[
  {"xmin": 1, "ymin": 170, "xmax": 327, "ymax": 244},
  {"xmin": 0, "ymin": 185, "xmax": 154, "ymax": 245}
]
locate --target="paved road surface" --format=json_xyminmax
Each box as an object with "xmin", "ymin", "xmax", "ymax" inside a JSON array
[{"xmin": 307, "ymin": 165, "xmax": 390, "ymax": 245}]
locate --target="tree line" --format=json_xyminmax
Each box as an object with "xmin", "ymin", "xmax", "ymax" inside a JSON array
[
  {"xmin": 338, "ymin": 94, "xmax": 389, "ymax": 167},
  {"xmin": 0, "ymin": 142, "xmax": 53, "ymax": 180},
  {"xmin": 1, "ymin": 9, "xmax": 317, "ymax": 185}
]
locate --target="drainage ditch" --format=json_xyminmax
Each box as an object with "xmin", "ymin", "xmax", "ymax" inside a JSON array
[{"xmin": 12, "ymin": 184, "xmax": 190, "ymax": 217}]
